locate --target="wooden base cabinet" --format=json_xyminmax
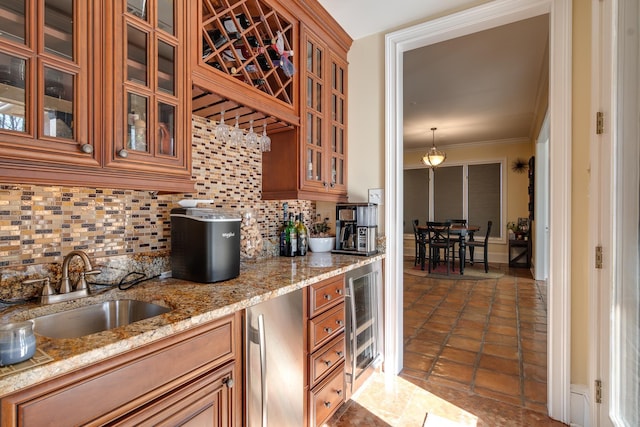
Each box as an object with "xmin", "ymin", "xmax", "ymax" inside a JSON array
[
  {"xmin": 305, "ymin": 275, "xmax": 346, "ymax": 427},
  {"xmin": 0, "ymin": 313, "xmax": 241, "ymax": 426}
]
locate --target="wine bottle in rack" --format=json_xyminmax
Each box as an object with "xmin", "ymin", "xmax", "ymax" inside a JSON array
[
  {"xmin": 256, "ymin": 54, "xmax": 272, "ymax": 71},
  {"xmin": 222, "ymin": 13, "xmax": 251, "ymax": 38}
]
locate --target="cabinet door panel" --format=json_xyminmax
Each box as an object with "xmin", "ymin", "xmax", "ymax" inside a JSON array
[
  {"xmin": 110, "ymin": 363, "xmax": 236, "ymax": 427},
  {"xmin": 105, "ymin": 0, "xmax": 188, "ymax": 174},
  {"xmin": 0, "ymin": 0, "xmax": 93, "ymax": 163}
]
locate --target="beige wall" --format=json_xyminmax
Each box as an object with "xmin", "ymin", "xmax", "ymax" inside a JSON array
[
  {"xmin": 346, "ymin": 34, "xmax": 386, "ymax": 233},
  {"xmin": 347, "ymin": 2, "xmax": 592, "ymax": 386},
  {"xmin": 570, "ymin": 1, "xmax": 591, "ymax": 386}
]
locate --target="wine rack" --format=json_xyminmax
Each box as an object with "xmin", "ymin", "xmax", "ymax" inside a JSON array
[{"xmin": 200, "ymin": 0, "xmax": 295, "ymax": 107}]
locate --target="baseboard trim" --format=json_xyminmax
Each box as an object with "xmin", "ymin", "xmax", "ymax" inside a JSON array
[{"xmin": 569, "ymin": 383, "xmax": 591, "ymax": 427}]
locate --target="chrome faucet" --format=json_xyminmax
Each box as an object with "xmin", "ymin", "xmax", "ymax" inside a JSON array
[{"xmin": 60, "ymin": 250, "xmax": 101, "ymax": 294}]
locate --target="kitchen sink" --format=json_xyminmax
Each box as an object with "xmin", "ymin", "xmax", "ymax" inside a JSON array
[{"xmin": 31, "ymin": 299, "xmax": 171, "ymax": 339}]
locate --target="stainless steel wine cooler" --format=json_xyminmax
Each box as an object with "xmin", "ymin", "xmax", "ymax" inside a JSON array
[{"xmin": 344, "ymin": 260, "xmax": 383, "ymax": 397}]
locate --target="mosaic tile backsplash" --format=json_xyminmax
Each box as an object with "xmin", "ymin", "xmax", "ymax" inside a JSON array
[{"xmin": 0, "ymin": 115, "xmax": 316, "ymax": 298}]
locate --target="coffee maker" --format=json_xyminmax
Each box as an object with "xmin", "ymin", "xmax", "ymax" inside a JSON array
[{"xmin": 332, "ymin": 203, "xmax": 378, "ymax": 256}]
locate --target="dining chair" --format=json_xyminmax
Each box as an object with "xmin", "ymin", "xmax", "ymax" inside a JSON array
[
  {"xmin": 425, "ymin": 221, "xmax": 456, "ymax": 274},
  {"xmin": 466, "ymin": 220, "xmax": 493, "ymax": 273},
  {"xmin": 411, "ymin": 219, "xmax": 425, "ymax": 266},
  {"xmin": 448, "ymin": 219, "xmax": 467, "ymax": 227}
]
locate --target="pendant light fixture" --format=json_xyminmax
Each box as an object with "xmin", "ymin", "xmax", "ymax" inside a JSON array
[{"xmin": 421, "ymin": 127, "xmax": 446, "ymax": 168}]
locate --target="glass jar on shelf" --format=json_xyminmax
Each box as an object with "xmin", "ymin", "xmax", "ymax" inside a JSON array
[{"xmin": 240, "ymin": 210, "xmax": 263, "ymax": 259}]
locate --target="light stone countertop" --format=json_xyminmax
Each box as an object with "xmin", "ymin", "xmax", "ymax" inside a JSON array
[{"xmin": 0, "ymin": 253, "xmax": 384, "ymax": 396}]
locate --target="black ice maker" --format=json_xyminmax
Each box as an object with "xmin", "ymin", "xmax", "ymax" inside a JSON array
[{"xmin": 170, "ymin": 208, "xmax": 241, "ymax": 283}]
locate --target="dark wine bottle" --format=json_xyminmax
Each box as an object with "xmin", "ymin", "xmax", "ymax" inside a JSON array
[
  {"xmin": 279, "ymin": 203, "xmax": 288, "ymax": 256},
  {"xmin": 256, "ymin": 54, "xmax": 272, "ymax": 71}
]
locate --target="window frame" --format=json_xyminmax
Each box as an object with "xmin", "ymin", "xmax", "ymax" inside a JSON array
[{"xmin": 427, "ymin": 158, "xmax": 506, "ymax": 242}]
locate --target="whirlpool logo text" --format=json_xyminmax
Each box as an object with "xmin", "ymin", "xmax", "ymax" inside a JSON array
[{"xmin": 222, "ymin": 232, "xmax": 236, "ymax": 239}]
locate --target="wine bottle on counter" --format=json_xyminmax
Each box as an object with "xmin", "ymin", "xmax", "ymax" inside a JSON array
[
  {"xmin": 279, "ymin": 203, "xmax": 288, "ymax": 256},
  {"xmin": 285, "ymin": 213, "xmax": 297, "ymax": 257},
  {"xmin": 297, "ymin": 213, "xmax": 308, "ymax": 256}
]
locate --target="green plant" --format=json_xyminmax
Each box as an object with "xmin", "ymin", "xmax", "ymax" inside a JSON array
[{"xmin": 310, "ymin": 217, "xmax": 332, "ymax": 237}]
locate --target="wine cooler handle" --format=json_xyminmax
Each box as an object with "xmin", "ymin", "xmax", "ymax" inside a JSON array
[
  {"xmin": 347, "ymin": 277, "xmax": 357, "ymax": 389},
  {"xmin": 258, "ymin": 314, "xmax": 267, "ymax": 427}
]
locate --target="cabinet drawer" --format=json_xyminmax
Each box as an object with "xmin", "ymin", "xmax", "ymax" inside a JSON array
[
  {"xmin": 309, "ymin": 276, "xmax": 344, "ymax": 317},
  {"xmin": 310, "ymin": 336, "xmax": 344, "ymax": 387},
  {"xmin": 309, "ymin": 362, "xmax": 345, "ymax": 427},
  {"xmin": 309, "ymin": 304, "xmax": 344, "ymax": 352}
]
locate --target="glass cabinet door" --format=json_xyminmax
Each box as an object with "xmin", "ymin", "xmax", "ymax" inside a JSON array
[
  {"xmin": 0, "ymin": 0, "xmax": 88, "ymax": 150},
  {"xmin": 117, "ymin": 0, "xmax": 180, "ymax": 160},
  {"xmin": 303, "ymin": 32, "xmax": 325, "ymax": 187},
  {"xmin": 330, "ymin": 56, "xmax": 347, "ymax": 190}
]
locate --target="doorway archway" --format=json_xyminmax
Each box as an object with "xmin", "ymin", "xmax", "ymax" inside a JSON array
[{"xmin": 383, "ymin": 0, "xmax": 572, "ymax": 422}]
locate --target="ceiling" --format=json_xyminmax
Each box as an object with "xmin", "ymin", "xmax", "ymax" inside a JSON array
[{"xmin": 318, "ymin": 1, "xmax": 550, "ymax": 151}]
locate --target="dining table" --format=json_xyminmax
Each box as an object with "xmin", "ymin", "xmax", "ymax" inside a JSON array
[{"xmin": 416, "ymin": 224, "xmax": 481, "ymax": 275}]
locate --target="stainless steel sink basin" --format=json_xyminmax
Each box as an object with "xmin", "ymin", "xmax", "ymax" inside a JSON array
[{"xmin": 32, "ymin": 299, "xmax": 171, "ymax": 339}]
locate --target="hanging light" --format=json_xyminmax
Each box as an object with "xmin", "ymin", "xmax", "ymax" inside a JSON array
[{"xmin": 421, "ymin": 127, "xmax": 446, "ymax": 168}]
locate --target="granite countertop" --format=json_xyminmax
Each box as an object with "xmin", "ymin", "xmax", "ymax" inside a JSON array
[{"xmin": 0, "ymin": 252, "xmax": 384, "ymax": 396}]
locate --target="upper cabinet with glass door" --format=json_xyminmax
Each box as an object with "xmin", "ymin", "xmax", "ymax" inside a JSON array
[
  {"xmin": 0, "ymin": 0, "xmax": 94, "ymax": 165},
  {"xmin": 298, "ymin": 27, "xmax": 347, "ymax": 199},
  {"xmin": 103, "ymin": 0, "xmax": 190, "ymax": 176}
]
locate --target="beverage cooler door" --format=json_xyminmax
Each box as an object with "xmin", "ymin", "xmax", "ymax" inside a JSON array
[{"xmin": 345, "ymin": 261, "xmax": 382, "ymax": 394}]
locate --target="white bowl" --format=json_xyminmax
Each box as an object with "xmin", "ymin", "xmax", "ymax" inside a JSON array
[{"xmin": 308, "ymin": 237, "xmax": 335, "ymax": 253}]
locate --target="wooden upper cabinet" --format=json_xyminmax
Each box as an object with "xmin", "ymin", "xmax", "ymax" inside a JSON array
[
  {"xmin": 0, "ymin": 0, "xmax": 95, "ymax": 167},
  {"xmin": 299, "ymin": 28, "xmax": 347, "ymax": 198},
  {"xmin": 103, "ymin": 0, "xmax": 191, "ymax": 177},
  {"xmin": 0, "ymin": 0, "xmax": 194, "ymax": 193},
  {"xmin": 261, "ymin": 22, "xmax": 349, "ymax": 203}
]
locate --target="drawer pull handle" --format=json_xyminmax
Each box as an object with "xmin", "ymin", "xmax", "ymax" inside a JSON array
[
  {"xmin": 324, "ymin": 401, "xmax": 331, "ymax": 408},
  {"xmin": 324, "ymin": 294, "xmax": 331, "ymax": 300},
  {"xmin": 324, "ymin": 327, "xmax": 333, "ymax": 334},
  {"xmin": 223, "ymin": 377, "xmax": 234, "ymax": 388},
  {"xmin": 336, "ymin": 320, "xmax": 344, "ymax": 326},
  {"xmin": 336, "ymin": 389, "xmax": 343, "ymax": 397},
  {"xmin": 336, "ymin": 351, "xmax": 344, "ymax": 357},
  {"xmin": 324, "ymin": 360, "xmax": 332, "ymax": 367},
  {"xmin": 336, "ymin": 289, "xmax": 343, "ymax": 295}
]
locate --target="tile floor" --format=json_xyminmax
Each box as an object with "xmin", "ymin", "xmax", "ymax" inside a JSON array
[{"xmin": 326, "ymin": 262, "xmax": 567, "ymax": 427}]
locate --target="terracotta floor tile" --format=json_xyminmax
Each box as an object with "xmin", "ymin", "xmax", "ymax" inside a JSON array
[
  {"xmin": 473, "ymin": 385, "xmax": 524, "ymax": 407},
  {"xmin": 524, "ymin": 379, "xmax": 547, "ymax": 403},
  {"xmin": 403, "ymin": 352, "xmax": 436, "ymax": 372},
  {"xmin": 405, "ymin": 339, "xmax": 441, "ymax": 357},
  {"xmin": 447, "ymin": 335, "xmax": 482, "ymax": 352},
  {"xmin": 482, "ymin": 342, "xmax": 519, "ymax": 360},
  {"xmin": 451, "ymin": 326, "xmax": 485, "ymax": 340},
  {"xmin": 523, "ymin": 363, "xmax": 547, "ymax": 382},
  {"xmin": 522, "ymin": 350, "xmax": 547, "ymax": 367},
  {"xmin": 521, "ymin": 338, "xmax": 547, "ymax": 352},
  {"xmin": 478, "ymin": 354, "xmax": 520, "ymax": 376},
  {"xmin": 487, "ymin": 324, "xmax": 518, "ymax": 336},
  {"xmin": 414, "ymin": 329, "xmax": 449, "ymax": 345},
  {"xmin": 439, "ymin": 346, "xmax": 478, "ymax": 365},
  {"xmin": 431, "ymin": 359, "xmax": 475, "ymax": 384},
  {"xmin": 425, "ymin": 321, "xmax": 455, "ymax": 333},
  {"xmin": 483, "ymin": 332, "xmax": 518, "ymax": 346},
  {"xmin": 474, "ymin": 368, "xmax": 521, "ymax": 395}
]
